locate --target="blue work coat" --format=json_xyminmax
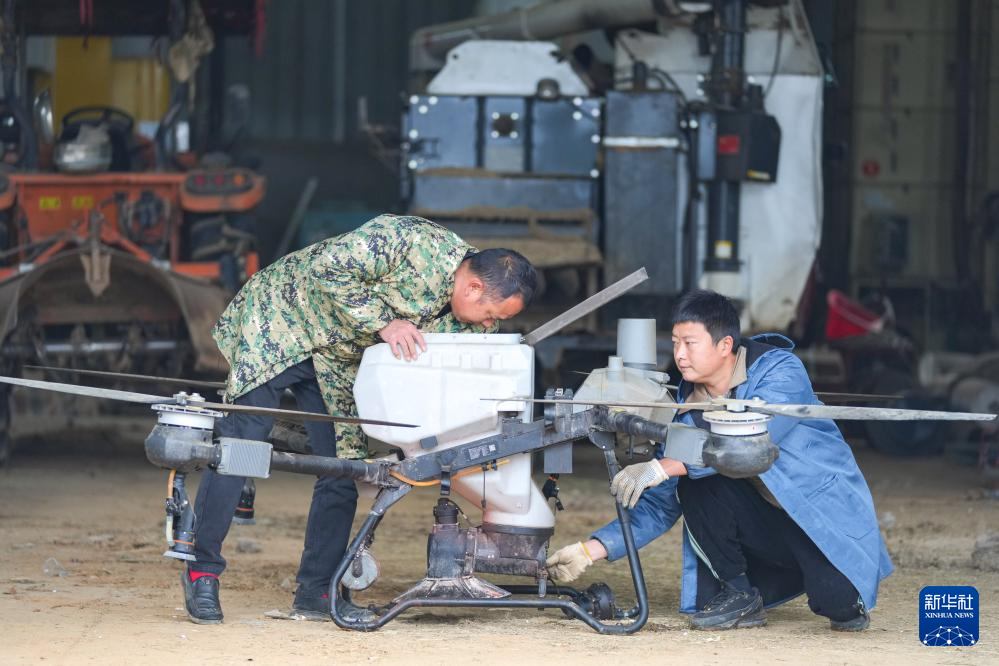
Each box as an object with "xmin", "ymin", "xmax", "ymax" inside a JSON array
[{"xmin": 591, "ymin": 334, "xmax": 894, "ymax": 613}]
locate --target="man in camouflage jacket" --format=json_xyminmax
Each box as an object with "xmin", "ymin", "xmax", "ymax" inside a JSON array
[{"xmin": 181, "ymin": 214, "xmax": 537, "ymax": 625}]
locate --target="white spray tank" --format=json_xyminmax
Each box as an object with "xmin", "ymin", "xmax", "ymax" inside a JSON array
[
  {"xmin": 354, "ymin": 321, "xmax": 677, "ymax": 531},
  {"xmin": 354, "ymin": 333, "xmax": 553, "ymax": 529}
]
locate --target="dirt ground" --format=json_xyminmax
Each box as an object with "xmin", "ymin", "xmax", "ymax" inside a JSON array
[{"xmin": 1, "ymin": 435, "xmax": 997, "ymax": 666}]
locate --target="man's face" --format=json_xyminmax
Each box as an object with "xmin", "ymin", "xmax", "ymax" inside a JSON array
[
  {"xmin": 671, "ymin": 321, "xmax": 733, "ymax": 384},
  {"xmin": 449, "ymin": 261, "xmax": 526, "ymax": 328},
  {"xmin": 451, "ymin": 289, "xmax": 524, "ymax": 328}
]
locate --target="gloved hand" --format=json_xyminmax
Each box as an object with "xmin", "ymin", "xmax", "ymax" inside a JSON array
[
  {"xmin": 610, "ymin": 459, "xmax": 669, "ymax": 508},
  {"xmin": 546, "ymin": 542, "xmax": 594, "ymax": 582}
]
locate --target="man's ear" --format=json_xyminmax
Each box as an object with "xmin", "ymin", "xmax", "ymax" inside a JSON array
[
  {"xmin": 465, "ymin": 273, "xmax": 486, "ymax": 298},
  {"xmin": 719, "ymin": 335, "xmax": 734, "ymax": 355}
]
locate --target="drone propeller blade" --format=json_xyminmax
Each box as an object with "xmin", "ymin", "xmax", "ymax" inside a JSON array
[
  {"xmin": 484, "ymin": 397, "xmax": 680, "ymax": 409},
  {"xmin": 0, "ymin": 375, "xmax": 418, "ymax": 427},
  {"xmin": 0, "ymin": 375, "xmax": 170, "ymax": 404},
  {"xmin": 664, "ymin": 385, "xmax": 901, "ymax": 402},
  {"xmin": 194, "ymin": 400, "xmax": 418, "ymax": 428},
  {"xmin": 812, "ymin": 391, "xmax": 902, "ymax": 402},
  {"xmin": 750, "ymin": 403, "xmax": 997, "ymax": 421},
  {"xmin": 483, "ymin": 395, "xmax": 994, "ymax": 422},
  {"xmin": 571, "ymin": 375, "xmax": 899, "ymax": 403},
  {"xmin": 24, "ymin": 365, "xmax": 225, "ymax": 391}
]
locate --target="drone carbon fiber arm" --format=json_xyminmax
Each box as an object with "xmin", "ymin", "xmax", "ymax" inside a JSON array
[{"xmin": 593, "ymin": 408, "xmax": 672, "ymax": 442}]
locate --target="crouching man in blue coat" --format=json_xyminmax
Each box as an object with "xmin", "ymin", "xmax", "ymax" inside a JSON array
[{"xmin": 546, "ymin": 290, "xmax": 893, "ymax": 631}]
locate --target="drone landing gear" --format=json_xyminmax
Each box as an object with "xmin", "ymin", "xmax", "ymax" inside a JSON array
[
  {"xmin": 328, "ymin": 447, "xmax": 649, "ymax": 634},
  {"xmin": 392, "ymin": 497, "xmax": 548, "ymax": 603}
]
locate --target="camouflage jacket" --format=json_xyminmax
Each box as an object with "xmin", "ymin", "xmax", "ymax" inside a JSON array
[{"xmin": 212, "ymin": 214, "xmax": 493, "ymax": 403}]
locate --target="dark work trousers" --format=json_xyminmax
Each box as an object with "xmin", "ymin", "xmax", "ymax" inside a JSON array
[
  {"xmin": 191, "ymin": 358, "xmax": 359, "ymax": 597},
  {"xmin": 677, "ymin": 474, "xmax": 861, "ymax": 622}
]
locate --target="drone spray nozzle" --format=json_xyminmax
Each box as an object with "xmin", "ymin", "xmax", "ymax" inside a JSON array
[
  {"xmin": 163, "ymin": 470, "xmax": 197, "ymax": 562},
  {"xmin": 232, "ymin": 479, "xmax": 257, "ymax": 525}
]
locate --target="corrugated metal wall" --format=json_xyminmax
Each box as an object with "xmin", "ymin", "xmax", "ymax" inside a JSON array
[{"xmin": 222, "ymin": 0, "xmax": 473, "ymax": 141}]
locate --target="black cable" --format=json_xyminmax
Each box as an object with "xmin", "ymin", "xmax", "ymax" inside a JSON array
[
  {"xmin": 615, "ymin": 32, "xmax": 690, "ymax": 107},
  {"xmin": 650, "ymin": 68, "xmax": 689, "ymax": 110},
  {"xmin": 763, "ymin": 6, "xmax": 785, "ymax": 99}
]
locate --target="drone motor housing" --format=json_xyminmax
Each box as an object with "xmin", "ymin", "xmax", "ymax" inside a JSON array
[
  {"xmin": 145, "ymin": 403, "xmax": 222, "ymax": 473},
  {"xmin": 701, "ymin": 410, "xmax": 779, "ymax": 478}
]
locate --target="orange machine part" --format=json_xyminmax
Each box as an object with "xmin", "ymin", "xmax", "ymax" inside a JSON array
[
  {"xmin": 8, "ymin": 173, "xmax": 185, "ymax": 264},
  {"xmin": 2, "ymin": 172, "xmax": 264, "ymax": 275}
]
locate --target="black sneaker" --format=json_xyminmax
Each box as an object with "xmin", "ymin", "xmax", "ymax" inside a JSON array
[
  {"xmin": 290, "ymin": 589, "xmax": 332, "ymax": 622},
  {"xmin": 830, "ymin": 606, "xmax": 870, "ymax": 632},
  {"xmin": 181, "ymin": 571, "xmax": 223, "ymax": 625},
  {"xmin": 691, "ymin": 583, "xmax": 766, "ymax": 630},
  {"xmin": 291, "ymin": 589, "xmax": 376, "ymax": 623}
]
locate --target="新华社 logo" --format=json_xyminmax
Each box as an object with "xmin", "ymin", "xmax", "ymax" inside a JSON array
[{"xmin": 919, "ymin": 586, "xmax": 978, "ymax": 646}]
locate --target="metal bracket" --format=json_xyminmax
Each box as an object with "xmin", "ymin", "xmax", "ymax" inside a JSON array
[
  {"xmin": 662, "ymin": 422, "xmax": 708, "ymax": 467},
  {"xmin": 216, "ymin": 437, "xmax": 272, "ymax": 478}
]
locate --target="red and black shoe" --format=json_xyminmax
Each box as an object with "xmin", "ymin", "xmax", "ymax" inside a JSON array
[{"xmin": 181, "ymin": 570, "xmax": 223, "ymax": 625}]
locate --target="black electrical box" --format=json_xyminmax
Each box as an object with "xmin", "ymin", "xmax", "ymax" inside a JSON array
[{"xmin": 714, "ymin": 110, "xmax": 781, "ymax": 182}]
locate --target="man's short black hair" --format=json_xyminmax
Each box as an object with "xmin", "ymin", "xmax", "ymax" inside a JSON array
[
  {"xmin": 466, "ymin": 248, "xmax": 538, "ymax": 306},
  {"xmin": 671, "ymin": 289, "xmax": 741, "ymax": 347}
]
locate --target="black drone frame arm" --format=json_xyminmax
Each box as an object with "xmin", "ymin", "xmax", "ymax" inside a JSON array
[
  {"xmin": 592, "ymin": 407, "xmax": 672, "ymax": 442},
  {"xmin": 269, "ymin": 450, "xmax": 389, "ymax": 485}
]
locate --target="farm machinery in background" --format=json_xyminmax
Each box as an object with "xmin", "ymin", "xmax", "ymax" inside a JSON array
[
  {"xmin": 0, "ymin": 0, "xmax": 265, "ymax": 463},
  {"xmin": 397, "ymin": 0, "xmax": 819, "ymax": 360}
]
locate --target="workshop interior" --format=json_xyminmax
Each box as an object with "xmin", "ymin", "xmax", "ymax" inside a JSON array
[{"xmin": 1, "ymin": 0, "xmax": 998, "ymax": 660}]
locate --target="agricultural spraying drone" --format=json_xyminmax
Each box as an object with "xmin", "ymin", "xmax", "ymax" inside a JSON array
[{"xmin": 1, "ymin": 269, "xmax": 994, "ymax": 634}]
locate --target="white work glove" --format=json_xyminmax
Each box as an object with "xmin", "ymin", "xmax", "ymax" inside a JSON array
[
  {"xmin": 610, "ymin": 460, "xmax": 669, "ymax": 508},
  {"xmin": 546, "ymin": 542, "xmax": 594, "ymax": 583}
]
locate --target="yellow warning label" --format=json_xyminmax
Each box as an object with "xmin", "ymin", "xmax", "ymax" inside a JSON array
[
  {"xmin": 714, "ymin": 240, "xmax": 734, "ymax": 260},
  {"xmin": 39, "ymin": 196, "xmax": 62, "ymax": 210},
  {"xmin": 72, "ymin": 195, "xmax": 94, "ymax": 209}
]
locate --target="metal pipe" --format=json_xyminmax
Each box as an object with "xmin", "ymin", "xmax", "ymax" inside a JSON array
[
  {"xmin": 705, "ymin": 180, "xmax": 741, "ymax": 271},
  {"xmin": 601, "ymin": 447, "xmax": 650, "ymax": 631},
  {"xmin": 4, "ymin": 340, "xmax": 181, "ymax": 356},
  {"xmin": 410, "ymin": 0, "xmax": 664, "ymax": 70},
  {"xmin": 704, "ymin": 0, "xmax": 747, "ymax": 274}
]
